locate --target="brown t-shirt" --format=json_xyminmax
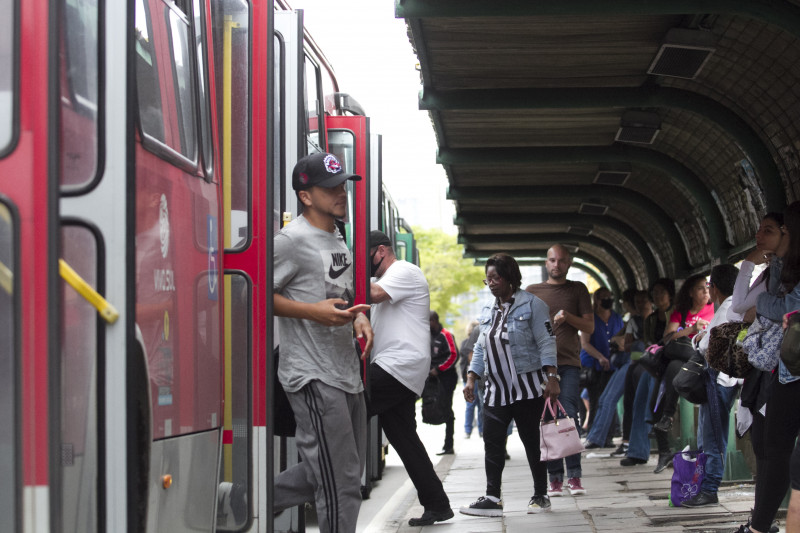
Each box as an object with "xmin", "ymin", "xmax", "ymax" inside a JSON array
[{"xmin": 525, "ymin": 280, "xmax": 592, "ymax": 368}]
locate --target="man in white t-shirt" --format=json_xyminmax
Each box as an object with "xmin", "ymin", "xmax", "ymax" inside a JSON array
[{"xmin": 368, "ymin": 230, "xmax": 453, "ymax": 526}]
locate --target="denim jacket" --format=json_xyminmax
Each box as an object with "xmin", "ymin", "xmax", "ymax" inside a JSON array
[
  {"xmin": 468, "ymin": 289, "xmax": 557, "ymax": 379},
  {"xmin": 757, "ymin": 258, "xmax": 800, "ymax": 384}
]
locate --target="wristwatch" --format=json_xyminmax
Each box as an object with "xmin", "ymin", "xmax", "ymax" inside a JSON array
[{"xmin": 546, "ymin": 372, "xmax": 560, "ymax": 382}]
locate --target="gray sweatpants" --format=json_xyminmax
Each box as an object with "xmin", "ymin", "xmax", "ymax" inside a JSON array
[{"xmin": 274, "ymin": 380, "xmax": 367, "ymax": 533}]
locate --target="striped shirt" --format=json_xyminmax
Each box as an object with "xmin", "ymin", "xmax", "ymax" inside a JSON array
[{"xmin": 484, "ymin": 298, "xmax": 545, "ymax": 407}]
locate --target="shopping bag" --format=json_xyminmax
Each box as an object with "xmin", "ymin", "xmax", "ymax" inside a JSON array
[
  {"xmin": 669, "ymin": 448, "xmax": 707, "ymax": 507},
  {"xmin": 539, "ymin": 397, "xmax": 584, "ymax": 461}
]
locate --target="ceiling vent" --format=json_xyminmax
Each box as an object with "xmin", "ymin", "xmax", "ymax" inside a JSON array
[
  {"xmin": 567, "ymin": 225, "xmax": 593, "ymax": 237},
  {"xmin": 647, "ymin": 28, "xmax": 716, "ymax": 79},
  {"xmin": 615, "ymin": 110, "xmax": 661, "ymax": 144},
  {"xmin": 594, "ymin": 163, "xmax": 631, "ymax": 185},
  {"xmin": 579, "ymin": 202, "xmax": 609, "ymax": 216}
]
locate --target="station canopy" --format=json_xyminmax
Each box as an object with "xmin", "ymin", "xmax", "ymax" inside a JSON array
[{"xmin": 396, "ymin": 0, "xmax": 800, "ymax": 291}]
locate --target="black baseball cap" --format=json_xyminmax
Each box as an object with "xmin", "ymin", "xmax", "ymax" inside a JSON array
[
  {"xmin": 292, "ymin": 152, "xmax": 361, "ymax": 191},
  {"xmin": 369, "ymin": 230, "xmax": 392, "ymax": 249}
]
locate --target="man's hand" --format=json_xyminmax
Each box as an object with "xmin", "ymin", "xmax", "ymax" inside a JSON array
[
  {"xmin": 553, "ymin": 309, "xmax": 566, "ymax": 326},
  {"xmin": 310, "ymin": 298, "xmax": 357, "ymax": 326},
  {"xmin": 463, "ymin": 373, "xmax": 476, "ymax": 403},
  {"xmin": 353, "ymin": 313, "xmax": 373, "ymax": 359},
  {"xmin": 429, "ymin": 367, "xmax": 439, "ymax": 377},
  {"xmin": 596, "ymin": 356, "xmax": 610, "ymax": 371}
]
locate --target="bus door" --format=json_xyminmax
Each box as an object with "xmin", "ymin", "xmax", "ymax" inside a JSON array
[
  {"xmin": 327, "ymin": 115, "xmax": 389, "ymax": 496},
  {"xmin": 57, "ymin": 0, "xmax": 131, "ymax": 532},
  {"xmin": 133, "ymin": 0, "xmax": 223, "ymax": 530},
  {"xmin": 0, "ymin": 0, "xmax": 54, "ymax": 531}
]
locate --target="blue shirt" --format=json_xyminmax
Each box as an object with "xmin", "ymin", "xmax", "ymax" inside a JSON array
[{"xmin": 580, "ymin": 311, "xmax": 625, "ymax": 370}]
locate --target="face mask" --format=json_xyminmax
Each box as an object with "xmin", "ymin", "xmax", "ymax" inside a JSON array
[
  {"xmin": 370, "ymin": 251, "xmax": 384, "ymax": 277},
  {"xmin": 600, "ymin": 298, "xmax": 614, "ymax": 310}
]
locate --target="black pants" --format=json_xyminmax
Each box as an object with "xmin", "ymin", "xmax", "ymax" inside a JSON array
[
  {"xmin": 368, "ymin": 363, "xmax": 450, "ymax": 512},
  {"xmin": 483, "ymin": 396, "xmax": 547, "ymax": 499},
  {"xmin": 752, "ymin": 375, "xmax": 800, "ymax": 532},
  {"xmin": 438, "ymin": 367, "xmax": 458, "ymax": 451},
  {"xmin": 587, "ymin": 368, "xmax": 619, "ymax": 439},
  {"xmin": 622, "ymin": 361, "xmax": 645, "ymax": 441}
]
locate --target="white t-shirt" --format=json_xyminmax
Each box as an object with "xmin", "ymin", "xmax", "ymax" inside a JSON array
[{"xmin": 370, "ymin": 260, "xmax": 431, "ymax": 396}]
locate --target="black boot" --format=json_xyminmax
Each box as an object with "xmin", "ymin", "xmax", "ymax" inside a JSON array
[{"xmin": 654, "ymin": 452, "xmax": 673, "ymax": 473}]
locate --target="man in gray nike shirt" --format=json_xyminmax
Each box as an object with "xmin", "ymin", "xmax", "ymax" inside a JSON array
[{"xmin": 273, "ymin": 152, "xmax": 373, "ymax": 533}]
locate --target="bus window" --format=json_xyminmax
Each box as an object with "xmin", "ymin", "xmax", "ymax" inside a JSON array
[
  {"xmin": 0, "ymin": 0, "xmax": 15, "ymax": 155},
  {"xmin": 60, "ymin": 0, "xmax": 99, "ymax": 190},
  {"xmin": 211, "ymin": 0, "xmax": 250, "ymax": 250},
  {"xmin": 327, "ymin": 130, "xmax": 355, "ymax": 248},
  {"xmin": 135, "ymin": 0, "xmax": 198, "ymax": 164},
  {"xmin": 218, "ymin": 272, "xmax": 252, "ymax": 531},
  {"xmin": 192, "ymin": 0, "xmax": 213, "ymax": 180},
  {"xmin": 304, "ymin": 55, "xmax": 323, "ymax": 153},
  {"xmin": 0, "ymin": 201, "xmax": 18, "ymax": 533},
  {"xmin": 60, "ymin": 224, "xmax": 100, "ymax": 533}
]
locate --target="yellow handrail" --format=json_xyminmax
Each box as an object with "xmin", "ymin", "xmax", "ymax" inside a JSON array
[
  {"xmin": 59, "ymin": 259, "xmax": 119, "ymax": 324},
  {"xmin": 0, "ymin": 259, "xmax": 12, "ymax": 296}
]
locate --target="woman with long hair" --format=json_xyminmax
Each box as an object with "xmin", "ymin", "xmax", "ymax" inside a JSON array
[
  {"xmin": 647, "ymin": 274, "xmax": 714, "ymax": 472},
  {"xmin": 742, "ymin": 202, "xmax": 800, "ymax": 533},
  {"xmin": 460, "ymin": 253, "xmax": 560, "ymax": 517}
]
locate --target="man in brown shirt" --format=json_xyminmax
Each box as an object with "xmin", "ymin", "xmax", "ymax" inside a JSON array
[{"xmin": 526, "ymin": 244, "xmax": 593, "ymax": 497}]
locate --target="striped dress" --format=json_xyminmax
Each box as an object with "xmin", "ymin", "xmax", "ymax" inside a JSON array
[{"xmin": 483, "ymin": 298, "xmax": 545, "ymax": 407}]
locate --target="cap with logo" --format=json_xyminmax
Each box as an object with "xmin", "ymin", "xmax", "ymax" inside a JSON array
[
  {"xmin": 369, "ymin": 230, "xmax": 392, "ymax": 249},
  {"xmin": 292, "ymin": 152, "xmax": 362, "ymax": 191}
]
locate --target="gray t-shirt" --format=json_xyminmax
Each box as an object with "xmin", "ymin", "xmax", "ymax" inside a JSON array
[{"xmin": 273, "ymin": 215, "xmax": 363, "ymax": 394}]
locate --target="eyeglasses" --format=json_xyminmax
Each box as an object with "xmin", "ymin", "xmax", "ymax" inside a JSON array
[
  {"xmin": 705, "ymin": 281, "xmax": 714, "ymax": 288},
  {"xmin": 483, "ymin": 276, "xmax": 502, "ymax": 286}
]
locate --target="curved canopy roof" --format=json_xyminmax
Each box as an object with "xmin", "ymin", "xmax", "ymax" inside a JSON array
[{"xmin": 397, "ymin": 0, "xmax": 800, "ymax": 290}]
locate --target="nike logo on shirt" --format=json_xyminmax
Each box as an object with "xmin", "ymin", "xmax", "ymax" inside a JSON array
[{"xmin": 329, "ymin": 262, "xmax": 351, "ymax": 279}]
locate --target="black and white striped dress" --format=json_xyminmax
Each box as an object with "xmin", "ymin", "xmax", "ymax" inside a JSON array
[{"xmin": 484, "ymin": 298, "xmax": 545, "ymax": 407}]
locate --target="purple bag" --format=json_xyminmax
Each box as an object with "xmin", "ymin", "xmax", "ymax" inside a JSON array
[{"xmin": 669, "ymin": 449, "xmax": 707, "ymax": 507}]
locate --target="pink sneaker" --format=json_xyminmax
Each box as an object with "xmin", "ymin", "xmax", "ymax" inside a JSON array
[
  {"xmin": 566, "ymin": 477, "xmax": 586, "ymax": 495},
  {"xmin": 547, "ymin": 480, "xmax": 563, "ymax": 497}
]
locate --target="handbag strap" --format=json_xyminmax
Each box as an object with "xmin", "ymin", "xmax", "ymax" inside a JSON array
[{"xmin": 541, "ymin": 397, "xmax": 569, "ymax": 421}]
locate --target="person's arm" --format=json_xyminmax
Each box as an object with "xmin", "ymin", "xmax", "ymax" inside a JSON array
[
  {"xmin": 463, "ymin": 332, "xmax": 486, "ymax": 403},
  {"xmin": 554, "ymin": 309, "xmax": 594, "ymax": 334},
  {"xmin": 437, "ymin": 330, "xmax": 459, "ymax": 372},
  {"xmin": 532, "ymin": 298, "xmax": 560, "ymax": 399},
  {"xmin": 730, "ymin": 259, "xmax": 764, "ymax": 314},
  {"xmin": 353, "ymin": 313, "xmax": 373, "ymax": 359},
  {"xmin": 273, "ymin": 293, "xmax": 355, "ymax": 326},
  {"xmin": 580, "ymin": 331, "xmax": 610, "ymax": 370},
  {"xmin": 369, "ymin": 281, "xmax": 391, "ymax": 304}
]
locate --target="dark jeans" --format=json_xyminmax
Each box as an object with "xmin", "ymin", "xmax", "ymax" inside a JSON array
[
  {"xmin": 368, "ymin": 363, "xmax": 450, "ymax": 511},
  {"xmin": 650, "ymin": 359, "xmax": 684, "ymax": 421},
  {"xmin": 483, "ymin": 396, "xmax": 547, "ymax": 499},
  {"xmin": 438, "ymin": 367, "xmax": 458, "ymax": 451},
  {"xmin": 752, "ymin": 375, "xmax": 800, "ymax": 532},
  {"xmin": 587, "ymin": 367, "xmax": 617, "ymax": 434},
  {"xmin": 545, "ymin": 365, "xmax": 582, "ymax": 481}
]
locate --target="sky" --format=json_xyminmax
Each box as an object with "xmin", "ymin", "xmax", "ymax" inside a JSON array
[{"xmin": 288, "ymin": 0, "xmax": 457, "ymax": 232}]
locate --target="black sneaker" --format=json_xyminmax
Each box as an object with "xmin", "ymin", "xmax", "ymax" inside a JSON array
[
  {"xmin": 527, "ymin": 495, "xmax": 552, "ymax": 514},
  {"xmin": 459, "ymin": 496, "xmax": 503, "ymax": 517},
  {"xmin": 611, "ymin": 443, "xmax": 629, "ymax": 457},
  {"xmin": 654, "ymin": 416, "xmax": 673, "ymax": 433},
  {"xmin": 620, "ymin": 456, "xmax": 647, "ymax": 466},
  {"xmin": 408, "ymin": 508, "xmax": 454, "ymax": 526},
  {"xmin": 436, "ymin": 448, "xmax": 454, "ymax": 456},
  {"xmin": 681, "ymin": 491, "xmax": 718, "ymax": 507},
  {"xmin": 584, "ymin": 441, "xmax": 602, "ymax": 449}
]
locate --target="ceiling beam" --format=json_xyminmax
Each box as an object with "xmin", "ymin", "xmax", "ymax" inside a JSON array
[
  {"xmin": 421, "ymin": 85, "xmax": 784, "ymax": 213},
  {"xmin": 460, "ymin": 232, "xmax": 637, "ymax": 290},
  {"xmin": 454, "ymin": 212, "xmax": 659, "ymax": 282},
  {"xmin": 395, "ymin": 0, "xmax": 800, "ymax": 39},
  {"xmin": 449, "ymin": 185, "xmax": 690, "ymax": 274},
  {"xmin": 439, "ymin": 145, "xmax": 728, "ymax": 260},
  {"xmin": 466, "ymin": 249, "xmax": 624, "ymax": 296}
]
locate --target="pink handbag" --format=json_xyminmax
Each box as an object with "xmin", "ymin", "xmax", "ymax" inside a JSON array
[{"xmin": 539, "ymin": 397, "xmax": 585, "ymax": 461}]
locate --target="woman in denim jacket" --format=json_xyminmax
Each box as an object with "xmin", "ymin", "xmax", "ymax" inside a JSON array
[{"xmin": 460, "ymin": 253, "xmax": 560, "ymax": 518}]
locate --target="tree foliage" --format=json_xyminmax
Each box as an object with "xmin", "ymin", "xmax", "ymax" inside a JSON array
[{"xmin": 414, "ymin": 226, "xmax": 485, "ymax": 322}]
